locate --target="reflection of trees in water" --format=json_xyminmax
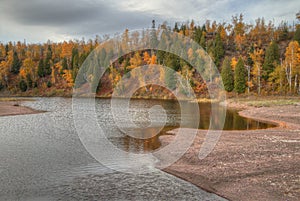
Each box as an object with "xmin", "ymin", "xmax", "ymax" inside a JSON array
[
  {"xmin": 111, "ymin": 127, "xmax": 178, "ymax": 153},
  {"xmin": 110, "ymin": 101, "xmax": 274, "ymax": 153}
]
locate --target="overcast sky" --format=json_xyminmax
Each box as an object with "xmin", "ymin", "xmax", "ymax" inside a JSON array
[{"xmin": 0, "ymin": 0, "xmax": 299, "ymax": 43}]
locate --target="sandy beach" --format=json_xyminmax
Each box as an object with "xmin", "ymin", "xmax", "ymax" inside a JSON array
[
  {"xmin": 162, "ymin": 102, "xmax": 300, "ymax": 201},
  {"xmin": 0, "ymin": 100, "xmax": 43, "ymax": 116}
]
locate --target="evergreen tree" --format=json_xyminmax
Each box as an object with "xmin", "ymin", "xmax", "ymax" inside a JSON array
[
  {"xmin": 0, "ymin": 80, "xmax": 4, "ymax": 90},
  {"xmin": 19, "ymin": 79, "xmax": 27, "ymax": 92},
  {"xmin": 47, "ymin": 80, "xmax": 52, "ymax": 88},
  {"xmin": 234, "ymin": 57, "xmax": 246, "ymax": 94},
  {"xmin": 193, "ymin": 26, "xmax": 202, "ymax": 44},
  {"xmin": 5, "ymin": 44, "xmax": 9, "ymax": 56},
  {"xmin": 165, "ymin": 53, "xmax": 181, "ymax": 71},
  {"xmin": 294, "ymin": 27, "xmax": 300, "ymax": 44},
  {"xmin": 212, "ymin": 32, "xmax": 225, "ymax": 67},
  {"xmin": 150, "ymin": 20, "xmax": 158, "ymax": 49},
  {"xmin": 11, "ymin": 51, "xmax": 21, "ymax": 74},
  {"xmin": 71, "ymin": 48, "xmax": 79, "ymax": 69},
  {"xmin": 200, "ymin": 34, "xmax": 206, "ymax": 49},
  {"xmin": 26, "ymin": 73, "xmax": 33, "ymax": 88},
  {"xmin": 44, "ymin": 45, "xmax": 52, "ymax": 75},
  {"xmin": 165, "ymin": 67, "xmax": 177, "ymax": 90},
  {"xmin": 221, "ymin": 57, "xmax": 234, "ymax": 92},
  {"xmin": 263, "ymin": 41, "xmax": 279, "ymax": 79},
  {"xmin": 173, "ymin": 22, "xmax": 179, "ymax": 32},
  {"xmin": 38, "ymin": 58, "xmax": 45, "ymax": 77},
  {"xmin": 61, "ymin": 57, "xmax": 68, "ymax": 72}
]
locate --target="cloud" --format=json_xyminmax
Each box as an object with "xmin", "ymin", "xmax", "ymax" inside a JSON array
[
  {"xmin": 0, "ymin": 0, "xmax": 299, "ymax": 43},
  {"xmin": 0, "ymin": 0, "xmax": 161, "ymax": 42}
]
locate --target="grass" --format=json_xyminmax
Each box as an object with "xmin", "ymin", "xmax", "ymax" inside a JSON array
[
  {"xmin": 235, "ymin": 98, "xmax": 300, "ymax": 107},
  {"xmin": 0, "ymin": 97, "xmax": 34, "ymax": 102},
  {"xmin": 193, "ymin": 98, "xmax": 221, "ymax": 103}
]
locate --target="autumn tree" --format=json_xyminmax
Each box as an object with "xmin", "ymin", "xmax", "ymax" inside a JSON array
[
  {"xmin": 284, "ymin": 41, "xmax": 300, "ymax": 93},
  {"xmin": 232, "ymin": 14, "xmax": 246, "ymax": 51},
  {"xmin": 21, "ymin": 52, "xmax": 36, "ymax": 88},
  {"xmin": 269, "ymin": 64, "xmax": 287, "ymax": 94},
  {"xmin": 250, "ymin": 47, "xmax": 264, "ymax": 94},
  {"xmin": 234, "ymin": 57, "xmax": 246, "ymax": 93}
]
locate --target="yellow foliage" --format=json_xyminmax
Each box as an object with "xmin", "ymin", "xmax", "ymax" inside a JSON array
[
  {"xmin": 219, "ymin": 26, "xmax": 227, "ymax": 40},
  {"xmin": 61, "ymin": 41, "xmax": 73, "ymax": 59},
  {"xmin": 20, "ymin": 57, "xmax": 36, "ymax": 80},
  {"xmin": 234, "ymin": 34, "xmax": 245, "ymax": 50},
  {"xmin": 285, "ymin": 41, "xmax": 300, "ymax": 75},
  {"xmin": 62, "ymin": 70, "xmax": 73, "ymax": 87},
  {"xmin": 0, "ymin": 61, "xmax": 9, "ymax": 80},
  {"xmin": 51, "ymin": 63, "xmax": 62, "ymax": 84},
  {"xmin": 129, "ymin": 52, "xmax": 142, "ymax": 70},
  {"xmin": 231, "ymin": 57, "xmax": 237, "ymax": 70}
]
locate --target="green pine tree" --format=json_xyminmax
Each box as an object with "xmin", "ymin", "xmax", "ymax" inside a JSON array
[
  {"xmin": 0, "ymin": 80, "xmax": 4, "ymax": 91},
  {"xmin": 11, "ymin": 51, "xmax": 21, "ymax": 74},
  {"xmin": 19, "ymin": 79, "xmax": 28, "ymax": 92},
  {"xmin": 26, "ymin": 73, "xmax": 33, "ymax": 88},
  {"xmin": 61, "ymin": 57, "xmax": 68, "ymax": 74},
  {"xmin": 193, "ymin": 26, "xmax": 202, "ymax": 44},
  {"xmin": 37, "ymin": 58, "xmax": 45, "ymax": 77},
  {"xmin": 212, "ymin": 33, "xmax": 225, "ymax": 67},
  {"xmin": 221, "ymin": 57, "xmax": 234, "ymax": 92},
  {"xmin": 165, "ymin": 68, "xmax": 177, "ymax": 90},
  {"xmin": 44, "ymin": 45, "xmax": 52, "ymax": 75},
  {"xmin": 293, "ymin": 27, "xmax": 300, "ymax": 44},
  {"xmin": 262, "ymin": 41, "xmax": 279, "ymax": 80},
  {"xmin": 234, "ymin": 57, "xmax": 246, "ymax": 94},
  {"xmin": 71, "ymin": 48, "xmax": 79, "ymax": 69},
  {"xmin": 200, "ymin": 34, "xmax": 206, "ymax": 49}
]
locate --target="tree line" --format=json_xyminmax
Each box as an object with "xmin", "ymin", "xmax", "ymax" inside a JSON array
[{"xmin": 0, "ymin": 13, "xmax": 300, "ymax": 97}]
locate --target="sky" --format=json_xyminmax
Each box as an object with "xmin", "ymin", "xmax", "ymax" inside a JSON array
[{"xmin": 0, "ymin": 0, "xmax": 300, "ymax": 43}]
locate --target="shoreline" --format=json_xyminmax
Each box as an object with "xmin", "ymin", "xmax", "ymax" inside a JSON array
[
  {"xmin": 0, "ymin": 99, "xmax": 44, "ymax": 116},
  {"xmin": 161, "ymin": 102, "xmax": 300, "ymax": 201}
]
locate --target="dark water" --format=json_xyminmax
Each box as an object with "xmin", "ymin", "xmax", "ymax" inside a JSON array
[{"xmin": 0, "ymin": 97, "xmax": 274, "ymax": 200}]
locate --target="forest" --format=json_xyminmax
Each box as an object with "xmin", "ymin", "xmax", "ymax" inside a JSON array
[{"xmin": 1, "ymin": 13, "xmax": 300, "ymax": 98}]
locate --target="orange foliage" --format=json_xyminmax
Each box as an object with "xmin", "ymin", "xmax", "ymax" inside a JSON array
[
  {"xmin": 150, "ymin": 54, "xmax": 157, "ymax": 64},
  {"xmin": 62, "ymin": 70, "xmax": 73, "ymax": 87},
  {"xmin": 143, "ymin": 52, "xmax": 150, "ymax": 64}
]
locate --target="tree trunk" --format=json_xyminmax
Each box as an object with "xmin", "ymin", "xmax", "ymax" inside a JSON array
[
  {"xmin": 295, "ymin": 74, "xmax": 298, "ymax": 94},
  {"xmin": 258, "ymin": 64, "xmax": 261, "ymax": 95}
]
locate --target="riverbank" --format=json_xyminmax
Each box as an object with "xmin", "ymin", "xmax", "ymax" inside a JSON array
[
  {"xmin": 161, "ymin": 100, "xmax": 300, "ymax": 201},
  {"xmin": 0, "ymin": 98, "xmax": 43, "ymax": 116}
]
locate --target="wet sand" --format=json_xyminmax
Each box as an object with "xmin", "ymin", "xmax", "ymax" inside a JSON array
[{"xmin": 161, "ymin": 103, "xmax": 300, "ymax": 201}]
